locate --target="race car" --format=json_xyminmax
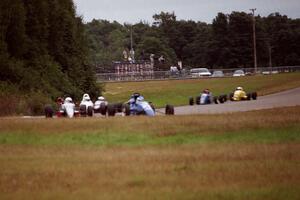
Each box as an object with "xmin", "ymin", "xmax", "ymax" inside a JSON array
[
  {"xmin": 79, "ymin": 94, "xmax": 94, "ymax": 117},
  {"xmin": 44, "ymin": 97, "xmax": 80, "ymax": 118},
  {"xmin": 105, "ymin": 93, "xmax": 155, "ymax": 116},
  {"xmin": 127, "ymin": 94, "xmax": 155, "ymax": 116},
  {"xmin": 229, "ymin": 87, "xmax": 257, "ymax": 101},
  {"xmin": 189, "ymin": 89, "xmax": 228, "ymax": 105},
  {"xmin": 105, "ymin": 93, "xmax": 174, "ymax": 116},
  {"xmin": 93, "ymin": 96, "xmax": 108, "ymax": 116}
]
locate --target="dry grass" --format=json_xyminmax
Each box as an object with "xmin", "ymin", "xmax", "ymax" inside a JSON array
[
  {"xmin": 0, "ymin": 144, "xmax": 299, "ymax": 199},
  {"xmin": 0, "ymin": 107, "xmax": 300, "ymax": 199}
]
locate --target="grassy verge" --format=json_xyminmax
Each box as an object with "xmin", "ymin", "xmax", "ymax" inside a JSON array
[
  {"xmin": 0, "ymin": 106, "xmax": 299, "ymax": 199},
  {"xmin": 1, "ymin": 106, "xmax": 299, "ymax": 147},
  {"xmin": 103, "ymin": 72, "xmax": 300, "ymax": 107}
]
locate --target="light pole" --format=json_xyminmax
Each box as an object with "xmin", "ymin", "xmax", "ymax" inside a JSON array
[{"xmin": 250, "ymin": 8, "xmax": 257, "ymax": 74}]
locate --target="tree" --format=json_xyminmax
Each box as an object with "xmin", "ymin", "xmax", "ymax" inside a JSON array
[
  {"xmin": 1, "ymin": 0, "xmax": 100, "ymax": 101},
  {"xmin": 209, "ymin": 13, "xmax": 232, "ymax": 68},
  {"xmin": 228, "ymin": 12, "xmax": 253, "ymax": 68}
]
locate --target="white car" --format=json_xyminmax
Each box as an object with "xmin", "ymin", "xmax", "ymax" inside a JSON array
[
  {"xmin": 212, "ymin": 70, "xmax": 224, "ymax": 77},
  {"xmin": 262, "ymin": 70, "xmax": 279, "ymax": 75},
  {"xmin": 233, "ymin": 70, "xmax": 245, "ymax": 77},
  {"xmin": 190, "ymin": 68, "xmax": 211, "ymax": 77}
]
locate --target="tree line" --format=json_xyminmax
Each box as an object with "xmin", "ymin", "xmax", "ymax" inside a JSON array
[
  {"xmin": 0, "ymin": 0, "xmax": 99, "ymax": 100},
  {"xmin": 85, "ymin": 11, "xmax": 300, "ymax": 72}
]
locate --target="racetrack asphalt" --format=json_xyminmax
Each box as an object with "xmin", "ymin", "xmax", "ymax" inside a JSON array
[{"xmin": 157, "ymin": 87, "xmax": 300, "ymax": 115}]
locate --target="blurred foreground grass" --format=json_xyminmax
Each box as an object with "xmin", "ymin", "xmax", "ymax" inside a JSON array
[{"xmin": 0, "ymin": 106, "xmax": 299, "ymax": 200}]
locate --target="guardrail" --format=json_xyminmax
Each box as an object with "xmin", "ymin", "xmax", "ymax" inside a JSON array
[{"xmin": 96, "ymin": 66, "xmax": 300, "ymax": 82}]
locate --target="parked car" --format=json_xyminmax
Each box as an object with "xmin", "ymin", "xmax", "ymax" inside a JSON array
[
  {"xmin": 262, "ymin": 70, "xmax": 279, "ymax": 75},
  {"xmin": 212, "ymin": 70, "xmax": 224, "ymax": 77},
  {"xmin": 233, "ymin": 70, "xmax": 245, "ymax": 77},
  {"xmin": 190, "ymin": 68, "xmax": 211, "ymax": 77}
]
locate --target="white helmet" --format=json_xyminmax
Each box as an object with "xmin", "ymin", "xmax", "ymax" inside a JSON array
[
  {"xmin": 136, "ymin": 96, "xmax": 144, "ymax": 102},
  {"xmin": 83, "ymin": 93, "xmax": 90, "ymax": 100},
  {"xmin": 98, "ymin": 96, "xmax": 105, "ymax": 100},
  {"xmin": 236, "ymin": 87, "xmax": 243, "ymax": 90},
  {"xmin": 65, "ymin": 97, "xmax": 72, "ymax": 103}
]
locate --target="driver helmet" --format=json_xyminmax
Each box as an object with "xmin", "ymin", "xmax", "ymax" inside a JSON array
[
  {"xmin": 98, "ymin": 96, "xmax": 105, "ymax": 101},
  {"xmin": 65, "ymin": 97, "xmax": 72, "ymax": 103},
  {"xmin": 136, "ymin": 96, "xmax": 144, "ymax": 102},
  {"xmin": 236, "ymin": 87, "xmax": 243, "ymax": 90},
  {"xmin": 57, "ymin": 97, "xmax": 64, "ymax": 104},
  {"xmin": 203, "ymin": 89, "xmax": 209, "ymax": 94},
  {"xmin": 131, "ymin": 93, "xmax": 141, "ymax": 100},
  {"xmin": 83, "ymin": 93, "xmax": 90, "ymax": 101}
]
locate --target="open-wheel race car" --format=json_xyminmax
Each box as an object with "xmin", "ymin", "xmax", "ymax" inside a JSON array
[
  {"xmin": 44, "ymin": 97, "xmax": 80, "ymax": 118},
  {"xmin": 189, "ymin": 87, "xmax": 257, "ymax": 106},
  {"xmin": 104, "ymin": 93, "xmax": 175, "ymax": 116},
  {"xmin": 228, "ymin": 87, "xmax": 257, "ymax": 101},
  {"xmin": 78, "ymin": 93, "xmax": 95, "ymax": 117}
]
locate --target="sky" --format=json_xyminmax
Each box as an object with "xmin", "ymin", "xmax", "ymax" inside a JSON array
[{"xmin": 73, "ymin": 0, "xmax": 300, "ymax": 24}]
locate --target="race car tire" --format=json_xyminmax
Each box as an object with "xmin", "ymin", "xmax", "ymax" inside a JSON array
[
  {"xmin": 44, "ymin": 105, "xmax": 54, "ymax": 118},
  {"xmin": 246, "ymin": 93, "xmax": 251, "ymax": 100},
  {"xmin": 165, "ymin": 104, "xmax": 175, "ymax": 115},
  {"xmin": 87, "ymin": 106, "xmax": 93, "ymax": 117},
  {"xmin": 99, "ymin": 103, "xmax": 107, "ymax": 115},
  {"xmin": 220, "ymin": 94, "xmax": 227, "ymax": 103},
  {"xmin": 218, "ymin": 95, "xmax": 224, "ymax": 104},
  {"xmin": 222, "ymin": 94, "xmax": 228, "ymax": 102},
  {"xmin": 123, "ymin": 103, "xmax": 130, "ymax": 116},
  {"xmin": 213, "ymin": 96, "xmax": 219, "ymax": 104},
  {"xmin": 251, "ymin": 92, "xmax": 257, "ymax": 100},
  {"xmin": 189, "ymin": 97, "xmax": 194, "ymax": 105},
  {"xmin": 196, "ymin": 96, "xmax": 201, "ymax": 105},
  {"xmin": 107, "ymin": 104, "xmax": 116, "ymax": 116},
  {"xmin": 229, "ymin": 93, "xmax": 234, "ymax": 101},
  {"xmin": 80, "ymin": 105, "xmax": 87, "ymax": 117},
  {"xmin": 115, "ymin": 103, "xmax": 123, "ymax": 113}
]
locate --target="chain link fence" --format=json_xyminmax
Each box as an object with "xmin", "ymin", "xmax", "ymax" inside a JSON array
[{"xmin": 96, "ymin": 66, "xmax": 300, "ymax": 82}]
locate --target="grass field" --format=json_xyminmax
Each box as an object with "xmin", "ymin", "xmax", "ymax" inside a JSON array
[
  {"xmin": 103, "ymin": 73, "xmax": 300, "ymax": 107},
  {"xmin": 1, "ymin": 106, "xmax": 300, "ymax": 199}
]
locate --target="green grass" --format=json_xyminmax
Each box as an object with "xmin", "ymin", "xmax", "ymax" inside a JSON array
[
  {"xmin": 1, "ymin": 106, "xmax": 300, "ymax": 147},
  {"xmin": 0, "ymin": 127, "xmax": 299, "ymax": 147},
  {"xmin": 103, "ymin": 72, "xmax": 300, "ymax": 107}
]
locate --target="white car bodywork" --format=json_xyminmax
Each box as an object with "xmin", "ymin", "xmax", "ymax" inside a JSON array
[
  {"xmin": 233, "ymin": 70, "xmax": 245, "ymax": 77},
  {"xmin": 190, "ymin": 68, "xmax": 211, "ymax": 77},
  {"xmin": 94, "ymin": 100, "xmax": 108, "ymax": 110},
  {"xmin": 80, "ymin": 100, "xmax": 94, "ymax": 109},
  {"xmin": 61, "ymin": 102, "xmax": 75, "ymax": 118},
  {"xmin": 212, "ymin": 70, "xmax": 224, "ymax": 77}
]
